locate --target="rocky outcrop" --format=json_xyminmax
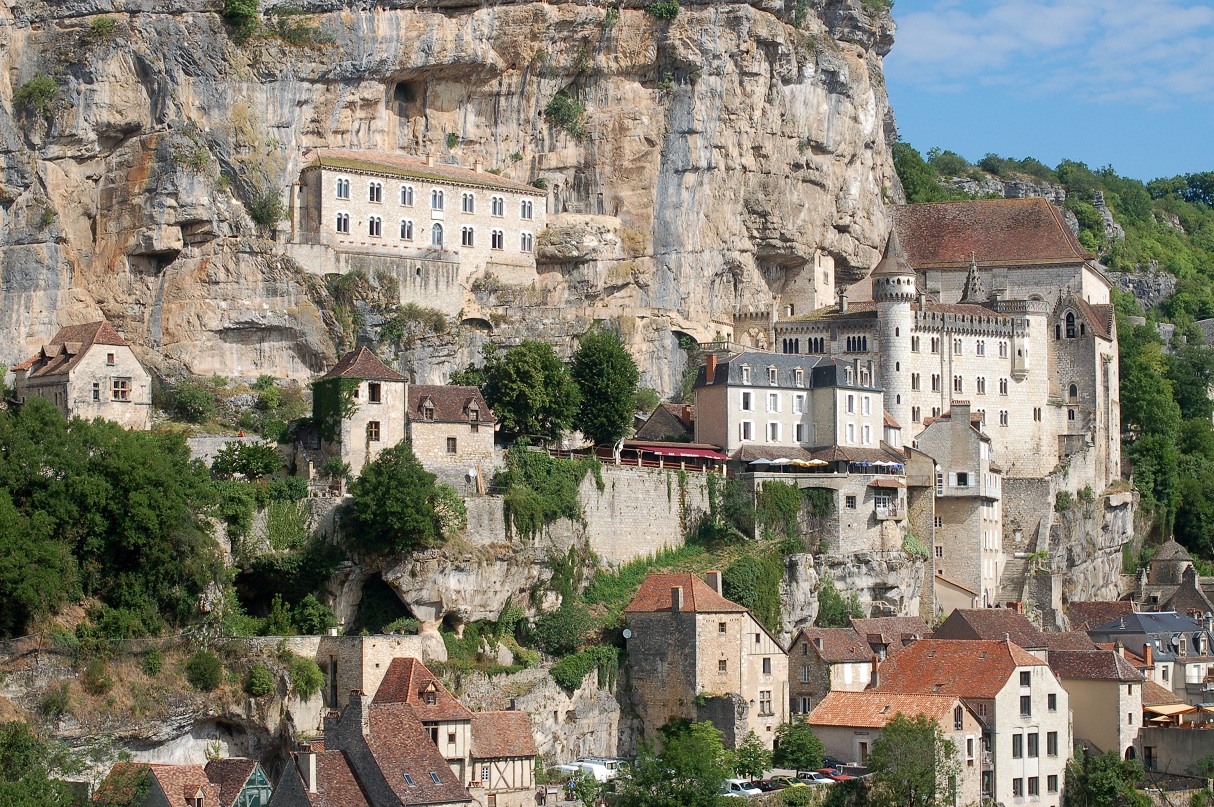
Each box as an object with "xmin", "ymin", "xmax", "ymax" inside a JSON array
[
  {"xmin": 1107, "ymin": 268, "xmax": 1177, "ymax": 311},
  {"xmin": 946, "ymin": 176, "xmax": 1067, "ymax": 205},
  {"xmin": 3, "ymin": 0, "xmax": 897, "ymax": 393},
  {"xmin": 780, "ymin": 550, "xmax": 924, "ymax": 643}
]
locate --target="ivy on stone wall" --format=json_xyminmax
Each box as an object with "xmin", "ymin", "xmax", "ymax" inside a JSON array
[
  {"xmin": 311, "ymin": 377, "xmax": 359, "ymax": 443},
  {"xmin": 497, "ymin": 446, "xmax": 603, "ymax": 539}
]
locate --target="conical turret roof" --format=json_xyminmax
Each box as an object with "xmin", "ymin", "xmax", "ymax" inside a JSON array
[{"xmin": 872, "ymin": 229, "xmax": 915, "ymax": 277}]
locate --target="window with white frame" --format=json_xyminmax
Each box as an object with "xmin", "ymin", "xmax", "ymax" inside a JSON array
[
  {"xmin": 491, "ymin": 195, "xmax": 505, "ymax": 216},
  {"xmin": 520, "ymin": 231, "xmax": 534, "ymax": 252},
  {"xmin": 491, "ymin": 229, "xmax": 504, "ymax": 249},
  {"xmin": 461, "ymin": 226, "xmax": 474, "ymax": 247},
  {"xmin": 368, "ymin": 216, "xmax": 382, "ymax": 237},
  {"xmin": 794, "ymin": 368, "xmax": 804, "ymax": 386},
  {"xmin": 862, "ymin": 424, "xmax": 872, "ymax": 444},
  {"xmin": 768, "ymin": 422, "xmax": 780, "ymax": 442},
  {"xmin": 431, "ymin": 222, "xmax": 444, "ymax": 247},
  {"xmin": 795, "ymin": 423, "xmax": 806, "ymax": 442},
  {"xmin": 862, "ymin": 395, "xmax": 871, "ymax": 416},
  {"xmin": 369, "ymin": 181, "xmax": 383, "ymax": 203},
  {"xmin": 793, "ymin": 394, "xmax": 806, "ymax": 414},
  {"xmin": 335, "ymin": 177, "xmax": 350, "ymax": 199},
  {"xmin": 768, "ymin": 366, "xmax": 778, "ymax": 384},
  {"xmin": 846, "ymin": 423, "xmax": 856, "ymax": 443},
  {"xmin": 461, "ymin": 192, "xmax": 475, "ymax": 213},
  {"xmin": 400, "ymin": 184, "xmax": 414, "ymax": 206},
  {"xmin": 767, "ymin": 393, "xmax": 780, "ymax": 413},
  {"xmin": 740, "ymin": 421, "xmax": 754, "ymax": 441},
  {"xmin": 335, "ymin": 212, "xmax": 350, "ymax": 233},
  {"xmin": 431, "ymin": 189, "xmax": 444, "ymax": 210},
  {"xmin": 741, "ymin": 366, "xmax": 751, "ymax": 384},
  {"xmin": 400, "ymin": 219, "xmax": 413, "ymax": 240},
  {"xmin": 520, "ymin": 199, "xmax": 533, "ymax": 220},
  {"xmin": 846, "ymin": 394, "xmax": 855, "ymax": 414},
  {"xmin": 741, "ymin": 391, "xmax": 753, "ymax": 411}
]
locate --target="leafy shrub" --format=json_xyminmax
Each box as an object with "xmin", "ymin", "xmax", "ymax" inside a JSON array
[
  {"xmin": 222, "ymin": 0, "xmax": 260, "ymax": 41},
  {"xmin": 1055, "ymin": 491, "xmax": 1074, "ymax": 512},
  {"xmin": 722, "ymin": 553, "xmax": 784, "ymax": 635},
  {"xmin": 171, "ymin": 380, "xmax": 217, "ymax": 423},
  {"xmin": 533, "ymin": 604, "xmax": 592, "ymax": 656},
  {"xmin": 816, "ymin": 576, "xmax": 862, "ymax": 627},
  {"xmin": 645, "ymin": 0, "xmax": 680, "ymax": 19},
  {"xmin": 83, "ymin": 659, "xmax": 114, "ymax": 695},
  {"xmin": 246, "ymin": 663, "xmax": 275, "ymax": 697},
  {"xmin": 1077, "ymin": 485, "xmax": 1096, "ymax": 503},
  {"xmin": 633, "ymin": 387, "xmax": 661, "ymax": 413},
  {"xmin": 40, "ymin": 682, "xmax": 72, "ymax": 717},
  {"xmin": 270, "ymin": 5, "xmax": 334, "ymax": 46},
  {"xmin": 184, "ymin": 650, "xmax": 223, "ymax": 692},
  {"xmin": 433, "ymin": 483, "xmax": 468, "ymax": 538},
  {"xmin": 383, "ymin": 616, "xmax": 420, "ymax": 634},
  {"xmin": 288, "ymin": 655, "xmax": 324, "ymax": 698},
  {"xmin": 247, "ymin": 190, "xmax": 285, "ymax": 229},
  {"xmin": 14, "ymin": 76, "xmax": 59, "ymax": 114},
  {"xmin": 269, "ymin": 476, "xmax": 308, "ymax": 501},
  {"xmin": 142, "ymin": 648, "xmax": 164, "ymax": 677},
  {"xmin": 550, "ymin": 645, "xmax": 619, "ymax": 690},
  {"xmin": 496, "ymin": 446, "xmax": 600, "ymax": 538},
  {"xmin": 211, "ymin": 441, "xmax": 283, "ymax": 479},
  {"xmin": 294, "ymin": 594, "xmax": 336, "ymax": 635},
  {"xmin": 544, "ymin": 92, "xmax": 586, "ymax": 139},
  {"xmin": 83, "ymin": 16, "xmax": 119, "ymax": 43},
  {"xmin": 265, "ymin": 499, "xmax": 310, "ymax": 551},
  {"xmin": 446, "ymin": 132, "xmax": 460, "ymax": 149}
]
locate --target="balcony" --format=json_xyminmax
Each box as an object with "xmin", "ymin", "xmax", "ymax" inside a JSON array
[
  {"xmin": 981, "ymin": 752, "xmax": 993, "ymax": 770},
  {"xmin": 875, "ymin": 504, "xmax": 906, "ymax": 521}
]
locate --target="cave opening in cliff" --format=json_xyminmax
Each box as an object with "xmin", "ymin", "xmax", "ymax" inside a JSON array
[
  {"xmin": 351, "ymin": 574, "xmax": 416, "ymax": 634},
  {"xmin": 391, "ymin": 80, "xmax": 425, "ymax": 119}
]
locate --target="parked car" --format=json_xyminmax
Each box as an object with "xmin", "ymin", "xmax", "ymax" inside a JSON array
[
  {"xmin": 821, "ymin": 756, "xmax": 845, "ymax": 769},
  {"xmin": 576, "ymin": 757, "xmax": 629, "ymax": 781},
  {"xmin": 749, "ymin": 779, "xmax": 785, "ymax": 792},
  {"xmin": 721, "ymin": 778, "xmax": 762, "ymax": 797},
  {"xmin": 553, "ymin": 760, "xmax": 618, "ymax": 783},
  {"xmin": 770, "ymin": 776, "xmax": 808, "ymax": 789},
  {"xmin": 817, "ymin": 767, "xmax": 856, "ymax": 781},
  {"xmin": 796, "ymin": 771, "xmax": 837, "ymax": 785}
]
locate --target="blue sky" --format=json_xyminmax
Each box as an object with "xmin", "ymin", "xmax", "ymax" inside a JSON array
[{"xmin": 884, "ymin": 0, "xmax": 1214, "ymax": 182}]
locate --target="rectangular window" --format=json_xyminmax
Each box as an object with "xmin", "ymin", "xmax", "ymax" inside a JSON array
[
  {"xmin": 1028, "ymin": 733, "xmax": 1039, "ymax": 757},
  {"xmin": 1047, "ymin": 693, "xmax": 1057, "ymax": 712},
  {"xmin": 762, "ymin": 657, "xmax": 772, "ymax": 674},
  {"xmin": 1047, "ymin": 732, "xmax": 1058, "ymax": 756},
  {"xmin": 795, "ymin": 368, "xmax": 804, "ymax": 386},
  {"xmin": 448, "ymin": 731, "xmax": 457, "ymax": 744},
  {"xmin": 862, "ymin": 395, "xmax": 872, "ymax": 416},
  {"xmin": 912, "ymin": 336, "xmax": 920, "ymax": 352},
  {"xmin": 112, "ymin": 378, "xmax": 131, "ymax": 401},
  {"xmin": 719, "ymin": 621, "xmax": 727, "ymax": 633},
  {"xmin": 932, "ymin": 374, "xmax": 941, "ymax": 392},
  {"xmin": 106, "ymin": 352, "xmax": 116, "ymax": 365},
  {"xmin": 741, "ymin": 391, "xmax": 753, "ymax": 411},
  {"xmin": 847, "ymin": 394, "xmax": 855, "ymax": 414},
  {"xmin": 446, "ymin": 437, "xmax": 457, "ymax": 454},
  {"xmin": 1020, "ymin": 695, "xmax": 1032, "ymax": 716},
  {"xmin": 795, "ymin": 423, "xmax": 806, "ymax": 442},
  {"xmin": 793, "ymin": 394, "xmax": 806, "ymax": 414},
  {"xmin": 719, "ymin": 659, "xmax": 728, "ymax": 672},
  {"xmin": 801, "ymin": 665, "xmax": 810, "ymax": 683},
  {"xmin": 956, "ymin": 472, "xmax": 969, "ymax": 487},
  {"xmin": 934, "ymin": 516, "xmax": 942, "ymax": 529},
  {"xmin": 768, "ymin": 367, "xmax": 778, "ymax": 384},
  {"xmin": 1013, "ymin": 779, "xmax": 1023, "ymax": 798},
  {"xmin": 482, "ymin": 766, "xmax": 491, "ymax": 782},
  {"xmin": 741, "ymin": 366, "xmax": 751, "ymax": 383},
  {"xmin": 1048, "ymin": 776, "xmax": 1059, "ymax": 794},
  {"xmin": 846, "ymin": 423, "xmax": 856, "ymax": 443},
  {"xmin": 92, "ymin": 382, "xmax": 100, "ymax": 401},
  {"xmin": 768, "ymin": 422, "xmax": 780, "ymax": 442},
  {"xmin": 368, "ymin": 382, "xmax": 381, "ymax": 403},
  {"xmin": 740, "ymin": 421, "xmax": 753, "ymax": 441},
  {"xmin": 367, "ymin": 421, "xmax": 381, "ymax": 442},
  {"xmin": 845, "ymin": 495, "xmax": 857, "ymax": 509},
  {"xmin": 759, "ymin": 690, "xmax": 773, "ymax": 715},
  {"xmin": 1028, "ymin": 777, "xmax": 1039, "ymax": 796},
  {"xmin": 935, "ymin": 545, "xmax": 943, "ymax": 558},
  {"xmin": 1012, "ymin": 734, "xmax": 1023, "ymax": 758},
  {"xmin": 1020, "ymin": 671, "xmax": 1031, "ymax": 687},
  {"xmin": 912, "ymin": 373, "xmax": 921, "ymax": 391},
  {"xmin": 862, "ymin": 424, "xmax": 872, "ymax": 445},
  {"xmin": 767, "ymin": 392, "xmax": 780, "ymax": 412}
]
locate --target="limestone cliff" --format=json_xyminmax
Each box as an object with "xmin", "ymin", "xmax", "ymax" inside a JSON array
[{"xmin": 2, "ymin": 0, "xmax": 897, "ymax": 391}]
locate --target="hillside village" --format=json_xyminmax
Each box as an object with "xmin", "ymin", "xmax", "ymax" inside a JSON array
[{"xmin": 3, "ymin": 1, "xmax": 1214, "ymax": 807}]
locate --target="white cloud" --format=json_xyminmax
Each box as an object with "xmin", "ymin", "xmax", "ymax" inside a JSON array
[{"xmin": 887, "ymin": 0, "xmax": 1214, "ymax": 103}]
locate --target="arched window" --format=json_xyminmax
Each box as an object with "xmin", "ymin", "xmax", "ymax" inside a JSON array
[
  {"xmin": 400, "ymin": 185, "xmax": 414, "ymax": 206},
  {"xmin": 491, "ymin": 196, "xmax": 505, "ymax": 217},
  {"xmin": 368, "ymin": 182, "xmax": 382, "ymax": 203},
  {"xmin": 491, "ymin": 229, "xmax": 504, "ymax": 250},
  {"xmin": 461, "ymin": 226, "xmax": 474, "ymax": 247},
  {"xmin": 431, "ymin": 222, "xmax": 443, "ymax": 247},
  {"xmin": 520, "ymin": 199, "xmax": 533, "ymax": 220},
  {"xmin": 1069, "ymin": 384, "xmax": 1078, "ymax": 401},
  {"xmin": 368, "ymin": 216, "xmax": 382, "ymax": 237},
  {"xmin": 461, "ymin": 192, "xmax": 475, "ymax": 213},
  {"xmin": 335, "ymin": 212, "xmax": 350, "ymax": 233},
  {"xmin": 335, "ymin": 178, "xmax": 350, "ymax": 199},
  {"xmin": 400, "ymin": 219, "xmax": 413, "ymax": 240},
  {"xmin": 431, "ymin": 189, "xmax": 444, "ymax": 210},
  {"xmin": 1066, "ymin": 312, "xmax": 1076, "ymax": 338},
  {"xmin": 520, "ymin": 231, "xmax": 533, "ymax": 252}
]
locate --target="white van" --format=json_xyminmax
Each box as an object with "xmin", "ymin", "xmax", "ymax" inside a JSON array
[
  {"xmin": 721, "ymin": 778, "xmax": 761, "ymax": 797},
  {"xmin": 552, "ymin": 760, "xmax": 619, "ymax": 783}
]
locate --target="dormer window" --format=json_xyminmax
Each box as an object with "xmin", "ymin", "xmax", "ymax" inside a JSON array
[
  {"xmin": 768, "ymin": 367, "xmax": 778, "ymax": 385},
  {"xmin": 430, "ymin": 773, "xmax": 442, "ymax": 784},
  {"xmin": 423, "ymin": 402, "xmax": 435, "ymax": 421},
  {"xmin": 740, "ymin": 365, "xmax": 751, "ymax": 384},
  {"xmin": 425, "ymin": 691, "xmax": 437, "ymax": 705},
  {"xmin": 468, "ymin": 405, "xmax": 479, "ymax": 422}
]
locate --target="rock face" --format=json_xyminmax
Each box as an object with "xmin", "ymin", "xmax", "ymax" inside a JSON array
[
  {"xmin": 780, "ymin": 550, "xmax": 924, "ymax": 644},
  {"xmin": 1107, "ymin": 268, "xmax": 1178, "ymax": 311},
  {"xmin": 3, "ymin": 0, "xmax": 897, "ymax": 391}
]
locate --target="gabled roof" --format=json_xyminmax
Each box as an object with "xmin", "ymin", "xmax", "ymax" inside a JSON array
[
  {"xmin": 883, "ymin": 410, "xmax": 902, "ymax": 429},
  {"xmin": 317, "ymin": 347, "xmax": 406, "ymax": 383},
  {"xmin": 874, "ymin": 639, "xmax": 1047, "ymax": 698},
  {"xmin": 365, "ymin": 703, "xmax": 473, "ymax": 805},
  {"xmin": 288, "ymin": 750, "xmax": 372, "ymax": 807},
  {"xmin": 1068, "ymin": 601, "xmax": 1135, "ymax": 632},
  {"xmin": 409, "ymin": 385, "xmax": 496, "ymax": 424},
  {"xmin": 1075, "ymin": 298, "xmax": 1115, "ymax": 342},
  {"xmin": 893, "ymin": 198, "xmax": 1093, "ymax": 269},
  {"xmin": 14, "ymin": 320, "xmax": 131, "ymax": 379},
  {"xmin": 147, "ymin": 764, "xmax": 221, "ymax": 807},
  {"xmin": 933, "ymin": 609, "xmax": 1047, "ymax": 649},
  {"xmin": 1039, "ymin": 631, "xmax": 1097, "ymax": 651},
  {"xmin": 625, "ymin": 573, "xmax": 748, "ymax": 614},
  {"xmin": 1048, "ymin": 649, "xmax": 1145, "ymax": 682},
  {"xmin": 1090, "ymin": 611, "xmax": 1204, "ymax": 636},
  {"xmin": 806, "ymin": 691, "xmax": 969, "ymax": 728},
  {"xmin": 635, "ymin": 403, "xmax": 695, "ymax": 442},
  {"xmin": 304, "ymin": 149, "xmax": 543, "ymax": 196},
  {"xmin": 851, "ymin": 616, "xmax": 931, "ymax": 651},
  {"xmin": 1141, "ymin": 679, "xmax": 1186, "ymax": 707},
  {"xmin": 203, "ymin": 759, "xmax": 260, "ymax": 807},
  {"xmin": 469, "ymin": 711, "xmax": 539, "ymax": 759},
  {"xmin": 792, "ymin": 627, "xmax": 873, "ymax": 663},
  {"xmin": 372, "ymin": 657, "xmax": 474, "ymax": 721}
]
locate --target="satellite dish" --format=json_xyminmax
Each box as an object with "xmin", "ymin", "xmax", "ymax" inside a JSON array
[
  {"xmin": 622, "ymin": 628, "xmax": 633, "ymax": 639},
  {"xmin": 466, "ymin": 468, "xmax": 478, "ymax": 478}
]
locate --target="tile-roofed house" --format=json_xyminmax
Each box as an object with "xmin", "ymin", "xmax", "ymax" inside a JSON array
[
  {"xmin": 873, "ymin": 639, "xmax": 1068, "ymax": 806},
  {"xmin": 146, "ymin": 764, "xmax": 222, "ymax": 807},
  {"xmin": 365, "ymin": 702, "xmax": 473, "ymax": 805},
  {"xmin": 305, "ymin": 149, "xmax": 544, "ymax": 196},
  {"xmin": 309, "ymin": 347, "xmax": 408, "ymax": 481},
  {"xmin": 203, "ymin": 758, "xmax": 271, "ymax": 807},
  {"xmin": 468, "ymin": 711, "xmax": 540, "ymax": 795},
  {"xmin": 1087, "ymin": 611, "xmax": 1214, "ymax": 706},
  {"xmin": 1068, "ymin": 601, "xmax": 1135, "ymax": 632},
  {"xmin": 805, "ymin": 691, "xmax": 983, "ymax": 805},
  {"xmin": 404, "ymin": 384, "xmax": 496, "ymax": 485},
  {"xmin": 625, "ymin": 571, "xmax": 788, "ymax": 749},
  {"xmin": 372, "ymin": 657, "xmax": 474, "ymax": 721},
  {"xmin": 1141, "ymin": 678, "xmax": 1186, "ymax": 708},
  {"xmin": 1048, "ymin": 649, "xmax": 1144, "ymax": 759},
  {"xmin": 788, "ymin": 627, "xmax": 875, "ymax": 716},
  {"xmin": 268, "ymin": 748, "xmax": 373, "ymax": 807},
  {"xmin": 13, "ymin": 320, "xmax": 151, "ymax": 430},
  {"xmin": 850, "ymin": 616, "xmax": 930, "ymax": 658},
  {"xmin": 892, "ymin": 198, "xmax": 1092, "ymax": 269},
  {"xmin": 933, "ymin": 609, "xmax": 1049, "ymax": 655},
  {"xmin": 316, "ymin": 346, "xmax": 406, "ymax": 382},
  {"xmin": 635, "ymin": 402, "xmax": 695, "ymax": 442}
]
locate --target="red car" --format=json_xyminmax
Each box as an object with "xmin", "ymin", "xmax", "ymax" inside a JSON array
[{"xmin": 817, "ymin": 767, "xmax": 856, "ymax": 782}]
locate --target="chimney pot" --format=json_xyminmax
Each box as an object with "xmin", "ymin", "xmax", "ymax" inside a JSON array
[
  {"xmin": 840, "ymin": 291, "xmax": 849, "ymax": 314},
  {"xmin": 425, "ymin": 154, "xmax": 434, "ymax": 166},
  {"xmin": 682, "ymin": 405, "xmax": 693, "ymax": 427},
  {"xmin": 870, "ymin": 655, "xmax": 880, "ymax": 689},
  {"xmin": 300, "ymin": 747, "xmax": 318, "ymax": 794},
  {"xmin": 1143, "ymin": 642, "xmax": 1153, "ymax": 668},
  {"xmin": 474, "ymin": 159, "xmax": 483, "ymax": 173},
  {"xmin": 705, "ymin": 571, "xmax": 722, "ymax": 595},
  {"xmin": 671, "ymin": 586, "xmax": 684, "ymax": 613},
  {"xmin": 705, "ymin": 354, "xmax": 717, "ymax": 384}
]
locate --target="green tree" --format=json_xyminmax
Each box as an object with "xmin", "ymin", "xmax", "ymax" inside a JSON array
[
  {"xmin": 733, "ymin": 731, "xmax": 773, "ymax": 780},
  {"xmin": 288, "ymin": 655, "xmax": 325, "ymax": 698},
  {"xmin": 347, "ymin": 442, "xmax": 444, "ymax": 553},
  {"xmin": 816, "ymin": 576, "xmax": 862, "ymax": 627},
  {"xmin": 171, "ymin": 379, "xmax": 217, "ymax": 423},
  {"xmin": 532, "ymin": 604, "xmax": 592, "ymax": 656},
  {"xmin": 1063, "ymin": 750, "xmax": 1150, "ymax": 807},
  {"xmin": 0, "ymin": 722, "xmax": 81, "ymax": 806},
  {"xmin": 571, "ymin": 328, "xmax": 639, "ymax": 445},
  {"xmin": 0, "ymin": 490, "xmax": 75, "ymax": 638},
  {"xmin": 892, "ymin": 143, "xmax": 953, "ymax": 204},
  {"xmin": 246, "ymin": 663, "xmax": 275, "ymax": 696},
  {"xmin": 210, "ymin": 441, "xmax": 283, "ymax": 479},
  {"xmin": 567, "ymin": 770, "xmax": 606, "ymax": 807},
  {"xmin": 478, "ymin": 340, "xmax": 580, "ymax": 441},
  {"xmin": 722, "ymin": 553, "xmax": 783, "ymax": 635},
  {"xmin": 867, "ymin": 713, "xmax": 960, "ymax": 807},
  {"xmin": 615, "ymin": 721, "xmax": 733, "ymax": 807},
  {"xmin": 926, "ymin": 148, "xmax": 970, "ymax": 177},
  {"xmin": 184, "ymin": 650, "xmax": 223, "ymax": 691},
  {"xmin": 773, "ymin": 719, "xmax": 825, "ymax": 770}
]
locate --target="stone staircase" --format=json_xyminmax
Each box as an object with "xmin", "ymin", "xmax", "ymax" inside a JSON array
[{"xmin": 998, "ymin": 555, "xmax": 1029, "ymax": 605}]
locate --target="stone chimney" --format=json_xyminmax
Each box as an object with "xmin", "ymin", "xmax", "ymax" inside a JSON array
[
  {"xmin": 705, "ymin": 354, "xmax": 717, "ymax": 384},
  {"xmin": 681, "ymin": 405, "xmax": 693, "ymax": 427},
  {"xmin": 1115, "ymin": 640, "xmax": 1124, "ymax": 654},
  {"xmin": 425, "ymin": 154, "xmax": 435, "ymax": 166},
  {"xmin": 299, "ymin": 743, "xmax": 318, "ymax": 794},
  {"xmin": 671, "ymin": 586, "xmax": 684, "ymax": 613},
  {"xmin": 840, "ymin": 290, "xmax": 849, "ymax": 314},
  {"xmin": 705, "ymin": 571, "xmax": 722, "ymax": 595},
  {"xmin": 474, "ymin": 159, "xmax": 483, "ymax": 173},
  {"xmin": 870, "ymin": 655, "xmax": 880, "ymax": 689},
  {"xmin": 1143, "ymin": 642, "xmax": 1153, "ymax": 668}
]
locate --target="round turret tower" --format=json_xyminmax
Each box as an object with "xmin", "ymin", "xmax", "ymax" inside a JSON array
[{"xmin": 872, "ymin": 230, "xmax": 917, "ymax": 431}]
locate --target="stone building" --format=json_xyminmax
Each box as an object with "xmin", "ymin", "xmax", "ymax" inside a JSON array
[
  {"xmin": 1047, "ymin": 649, "xmax": 1144, "ymax": 759},
  {"xmin": 287, "ymin": 149, "xmax": 548, "ymax": 315},
  {"xmin": 407, "ymin": 384, "xmax": 496, "ymax": 486},
  {"xmin": 12, "ymin": 320, "xmax": 151, "ymax": 430},
  {"xmin": 933, "ymin": 609, "xmax": 1095, "ymax": 660},
  {"xmin": 874, "ymin": 639, "xmax": 1072, "ymax": 807},
  {"xmin": 787, "ymin": 627, "xmax": 874, "ymax": 715},
  {"xmin": 1135, "ymin": 540, "xmax": 1214, "ymax": 616},
  {"xmin": 850, "ymin": 616, "xmax": 931, "ymax": 659},
  {"xmin": 912, "ymin": 402, "xmax": 1005, "ymax": 609},
  {"xmin": 311, "ymin": 347, "xmax": 408, "ymax": 480},
  {"xmin": 635, "ymin": 402, "xmax": 695, "ymax": 442},
  {"xmin": 771, "ymin": 199, "xmax": 1121, "ymax": 493},
  {"xmin": 271, "ymin": 658, "xmax": 536, "ymax": 807},
  {"xmin": 93, "ymin": 759, "xmax": 272, "ymax": 807},
  {"xmin": 624, "ymin": 572, "xmax": 788, "ymax": 749},
  {"xmin": 805, "ymin": 691, "xmax": 984, "ymax": 806},
  {"xmin": 1086, "ymin": 611, "xmax": 1214, "ymax": 706}
]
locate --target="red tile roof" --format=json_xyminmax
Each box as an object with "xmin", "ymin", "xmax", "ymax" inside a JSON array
[
  {"xmin": 851, "ymin": 616, "xmax": 931, "ymax": 651},
  {"xmin": 806, "ymin": 691, "xmax": 967, "ymax": 728},
  {"xmin": 1075, "ymin": 298, "xmax": 1115, "ymax": 341},
  {"xmin": 1048, "ymin": 649, "xmax": 1144, "ymax": 682},
  {"xmin": 470, "ymin": 711, "xmax": 539, "ymax": 759},
  {"xmin": 1069, "ymin": 601, "xmax": 1135, "ymax": 632},
  {"xmin": 624, "ymin": 573, "xmax": 748, "ymax": 614},
  {"xmin": 874, "ymin": 639, "xmax": 1046, "ymax": 698},
  {"xmin": 1040, "ymin": 632, "xmax": 1097, "ymax": 651},
  {"xmin": 409, "ymin": 385, "xmax": 496, "ymax": 424},
  {"xmin": 883, "ymin": 411, "xmax": 902, "ymax": 429},
  {"xmin": 893, "ymin": 199, "xmax": 1093, "ymax": 268},
  {"xmin": 318, "ymin": 347, "xmax": 407, "ymax": 382},
  {"xmin": 365, "ymin": 702, "xmax": 473, "ymax": 805},
  {"xmin": 306, "ymin": 149, "xmax": 543, "ymax": 195},
  {"xmin": 372, "ymin": 657, "xmax": 474, "ymax": 721},
  {"xmin": 292, "ymin": 750, "xmax": 373, "ymax": 807},
  {"xmin": 14, "ymin": 321, "xmax": 130, "ymax": 378},
  {"xmin": 793, "ymin": 627, "xmax": 873, "ymax": 663},
  {"xmin": 1141, "ymin": 679, "xmax": 1186, "ymax": 707},
  {"xmin": 147, "ymin": 764, "xmax": 221, "ymax": 807},
  {"xmin": 203, "ymin": 759, "xmax": 259, "ymax": 807},
  {"xmin": 932, "ymin": 609, "xmax": 1047, "ymax": 649}
]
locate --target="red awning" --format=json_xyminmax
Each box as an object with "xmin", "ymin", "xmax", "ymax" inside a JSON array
[{"xmin": 632, "ymin": 444, "xmax": 728, "ymax": 460}]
